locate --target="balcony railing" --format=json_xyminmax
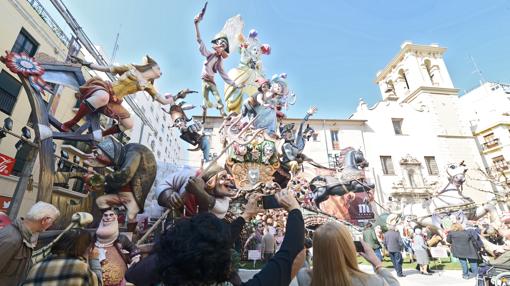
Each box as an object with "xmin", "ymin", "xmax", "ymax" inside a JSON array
[
  {"xmin": 486, "ymin": 161, "xmax": 510, "ymax": 175},
  {"xmin": 482, "ymin": 138, "xmax": 500, "ymax": 151},
  {"xmin": 26, "ymin": 0, "xmax": 70, "ymax": 46}
]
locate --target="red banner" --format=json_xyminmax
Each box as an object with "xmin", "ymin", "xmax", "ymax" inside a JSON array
[{"xmin": 0, "ymin": 153, "xmax": 15, "ymax": 176}]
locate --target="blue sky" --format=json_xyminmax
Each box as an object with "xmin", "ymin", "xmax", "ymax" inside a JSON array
[{"xmin": 42, "ymin": 0, "xmax": 510, "ymax": 119}]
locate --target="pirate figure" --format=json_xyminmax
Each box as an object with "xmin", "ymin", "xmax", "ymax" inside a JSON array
[
  {"xmin": 280, "ymin": 107, "xmax": 317, "ymax": 175},
  {"xmin": 194, "ymin": 3, "xmax": 242, "ymax": 117},
  {"xmin": 167, "ymin": 103, "xmax": 211, "ymax": 162},
  {"xmin": 64, "ymin": 55, "xmax": 194, "ymax": 136},
  {"xmin": 85, "ymin": 137, "xmax": 156, "ymax": 232}
]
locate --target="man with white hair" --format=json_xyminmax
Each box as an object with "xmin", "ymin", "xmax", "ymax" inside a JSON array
[{"xmin": 0, "ymin": 201, "xmax": 60, "ymax": 285}]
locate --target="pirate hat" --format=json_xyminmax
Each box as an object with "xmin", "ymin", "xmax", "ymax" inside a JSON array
[
  {"xmin": 201, "ymin": 163, "xmax": 225, "ymax": 183},
  {"xmin": 169, "ymin": 104, "xmax": 190, "ymax": 123},
  {"xmin": 211, "ymin": 32, "xmax": 230, "ymax": 54}
]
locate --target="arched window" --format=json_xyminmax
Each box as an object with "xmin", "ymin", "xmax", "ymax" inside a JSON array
[
  {"xmin": 385, "ymin": 80, "xmax": 396, "ymax": 96},
  {"xmin": 424, "ymin": 59, "xmax": 434, "ymax": 85},
  {"xmin": 398, "ymin": 69, "xmax": 409, "ymax": 90}
]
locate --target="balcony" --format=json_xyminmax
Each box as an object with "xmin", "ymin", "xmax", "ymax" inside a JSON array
[
  {"xmin": 482, "ymin": 138, "xmax": 500, "ymax": 151},
  {"xmin": 486, "ymin": 161, "xmax": 510, "ymax": 176}
]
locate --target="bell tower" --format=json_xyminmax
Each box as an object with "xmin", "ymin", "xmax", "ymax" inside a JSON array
[{"xmin": 374, "ymin": 42, "xmax": 469, "ymax": 136}]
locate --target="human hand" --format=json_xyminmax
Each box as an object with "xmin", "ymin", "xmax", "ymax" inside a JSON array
[
  {"xmin": 128, "ymin": 254, "xmax": 141, "ymax": 268},
  {"xmin": 358, "ymin": 240, "xmax": 381, "ymax": 268},
  {"xmin": 242, "ymin": 193, "xmax": 263, "ymax": 221},
  {"xmin": 275, "ymin": 190, "xmax": 300, "ymax": 212}
]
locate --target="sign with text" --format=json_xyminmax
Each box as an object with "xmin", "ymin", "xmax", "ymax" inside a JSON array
[
  {"xmin": 248, "ymin": 250, "xmax": 261, "ymax": 261},
  {"xmin": 430, "ymin": 247, "xmax": 449, "ymax": 259},
  {"xmin": 0, "ymin": 195, "xmax": 12, "ymax": 212},
  {"xmin": 0, "ymin": 153, "xmax": 15, "ymax": 176},
  {"xmin": 349, "ymin": 192, "xmax": 375, "ymax": 220}
]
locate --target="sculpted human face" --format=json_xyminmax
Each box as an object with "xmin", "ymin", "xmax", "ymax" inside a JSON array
[
  {"xmin": 212, "ymin": 170, "xmax": 236, "ymax": 197},
  {"xmin": 96, "ymin": 210, "xmax": 119, "ymax": 240},
  {"xmin": 263, "ymin": 144, "xmax": 274, "ymax": 157},
  {"xmin": 271, "ymin": 83, "xmax": 282, "ymax": 95},
  {"xmin": 260, "ymin": 83, "xmax": 270, "ymax": 93}
]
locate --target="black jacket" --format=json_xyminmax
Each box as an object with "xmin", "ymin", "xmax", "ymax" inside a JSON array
[{"xmin": 447, "ymin": 230, "xmax": 480, "ymax": 260}]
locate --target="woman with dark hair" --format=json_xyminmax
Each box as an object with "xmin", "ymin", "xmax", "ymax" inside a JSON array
[
  {"xmin": 22, "ymin": 228, "xmax": 101, "ymax": 286},
  {"xmin": 126, "ymin": 190, "xmax": 305, "ymax": 286}
]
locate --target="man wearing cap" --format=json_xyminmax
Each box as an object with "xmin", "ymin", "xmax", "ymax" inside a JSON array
[
  {"xmin": 194, "ymin": 6, "xmax": 241, "ymax": 117},
  {"xmin": 156, "ymin": 164, "xmax": 237, "ymax": 219}
]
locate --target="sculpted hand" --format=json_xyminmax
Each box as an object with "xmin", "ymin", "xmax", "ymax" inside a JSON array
[
  {"xmin": 70, "ymin": 55, "xmax": 92, "ymax": 67},
  {"xmin": 185, "ymin": 177, "xmax": 206, "ymax": 195},
  {"xmin": 307, "ymin": 106, "xmax": 318, "ymax": 116},
  {"xmin": 166, "ymin": 191, "xmax": 184, "ymax": 209}
]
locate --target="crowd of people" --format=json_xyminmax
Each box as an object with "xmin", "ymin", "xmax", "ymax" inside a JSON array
[{"xmin": 1, "ymin": 196, "xmax": 509, "ymax": 286}]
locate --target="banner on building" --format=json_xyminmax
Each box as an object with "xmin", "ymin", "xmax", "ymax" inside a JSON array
[
  {"xmin": 348, "ymin": 192, "xmax": 375, "ymax": 220},
  {"xmin": 0, "ymin": 153, "xmax": 15, "ymax": 176}
]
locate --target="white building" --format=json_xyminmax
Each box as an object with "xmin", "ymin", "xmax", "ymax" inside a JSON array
[
  {"xmin": 459, "ymin": 82, "xmax": 510, "ymax": 207},
  {"xmin": 129, "ymin": 93, "xmax": 187, "ymax": 166},
  {"xmin": 351, "ymin": 42, "xmax": 495, "ymax": 210}
]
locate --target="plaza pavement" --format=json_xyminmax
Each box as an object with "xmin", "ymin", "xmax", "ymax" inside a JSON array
[{"xmin": 238, "ymin": 264, "xmax": 476, "ymax": 286}]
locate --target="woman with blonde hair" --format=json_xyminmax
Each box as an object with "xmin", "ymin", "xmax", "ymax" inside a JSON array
[{"xmin": 298, "ymin": 221, "xmax": 399, "ymax": 286}]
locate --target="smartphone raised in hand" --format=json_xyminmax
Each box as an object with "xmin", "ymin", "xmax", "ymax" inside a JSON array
[
  {"xmin": 262, "ymin": 195, "xmax": 282, "ymax": 209},
  {"xmin": 354, "ymin": 240, "xmax": 364, "ymax": 253}
]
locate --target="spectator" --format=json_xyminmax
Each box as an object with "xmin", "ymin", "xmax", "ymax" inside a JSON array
[
  {"xmin": 22, "ymin": 228, "xmax": 101, "ymax": 286},
  {"xmin": 362, "ymin": 222, "xmax": 383, "ymax": 262},
  {"xmin": 297, "ymin": 221, "xmax": 400, "ymax": 286},
  {"xmin": 126, "ymin": 190, "xmax": 305, "ymax": 286},
  {"xmin": 0, "ymin": 202, "xmax": 60, "ymax": 286},
  {"xmin": 447, "ymin": 223, "xmax": 481, "ymax": 279},
  {"xmin": 412, "ymin": 228, "xmax": 431, "ymax": 275},
  {"xmin": 244, "ymin": 223, "xmax": 264, "ymax": 256},
  {"xmin": 384, "ymin": 225, "xmax": 405, "ymax": 277},
  {"xmin": 275, "ymin": 228, "xmax": 285, "ymax": 251},
  {"xmin": 261, "ymin": 227, "xmax": 276, "ymax": 263}
]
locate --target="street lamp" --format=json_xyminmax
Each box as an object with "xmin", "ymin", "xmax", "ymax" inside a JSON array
[{"xmin": 0, "ymin": 117, "xmax": 13, "ymax": 139}]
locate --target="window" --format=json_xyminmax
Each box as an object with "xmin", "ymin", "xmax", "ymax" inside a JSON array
[
  {"xmin": 330, "ymin": 130, "xmax": 339, "ymax": 150},
  {"xmin": 380, "ymin": 156, "xmax": 395, "ymax": 175},
  {"xmin": 312, "ymin": 133, "xmax": 319, "ymax": 142},
  {"xmin": 0, "ymin": 70, "xmax": 22, "ymax": 115},
  {"xmin": 493, "ymin": 155, "xmax": 508, "ymax": 170},
  {"xmin": 399, "ymin": 69, "xmax": 409, "ymax": 90},
  {"xmin": 483, "ymin": 133, "xmax": 495, "ymax": 142},
  {"xmin": 424, "ymin": 59, "xmax": 435, "ymax": 85},
  {"xmin": 424, "ymin": 156, "xmax": 439, "ymax": 175},
  {"xmin": 392, "ymin": 118, "xmax": 403, "ymax": 135},
  {"xmin": 12, "ymin": 28, "xmax": 39, "ymax": 56},
  {"xmin": 482, "ymin": 132, "xmax": 499, "ymax": 150}
]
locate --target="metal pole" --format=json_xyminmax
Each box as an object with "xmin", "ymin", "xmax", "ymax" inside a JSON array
[{"xmin": 8, "ymin": 144, "xmax": 38, "ymax": 219}]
